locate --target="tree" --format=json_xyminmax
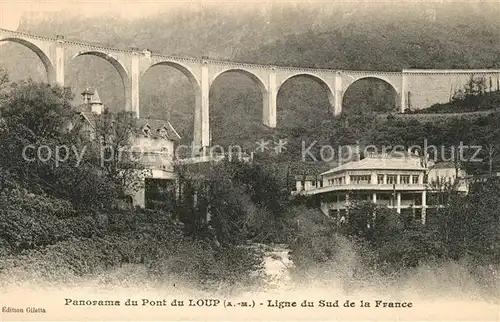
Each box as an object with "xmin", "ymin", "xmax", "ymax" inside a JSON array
[
  {"xmin": 451, "ymin": 76, "xmax": 488, "ymax": 110},
  {"xmin": 478, "ymin": 114, "xmax": 500, "ymax": 176},
  {"xmin": 340, "ymin": 200, "xmax": 400, "ymax": 246},
  {"xmin": 0, "ymin": 81, "xmax": 75, "ymax": 193},
  {"xmin": 172, "ymin": 161, "xmax": 210, "ymax": 240},
  {"xmin": 0, "ymin": 81, "xmax": 118, "ymax": 208},
  {"xmin": 84, "ymin": 110, "xmax": 152, "ymax": 198},
  {"xmin": 0, "ymin": 67, "xmax": 9, "ymax": 103},
  {"xmin": 461, "ymin": 178, "xmax": 500, "ymax": 263}
]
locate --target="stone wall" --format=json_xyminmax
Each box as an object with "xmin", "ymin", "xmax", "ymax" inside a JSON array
[{"xmin": 406, "ymin": 72, "xmax": 500, "ymax": 110}]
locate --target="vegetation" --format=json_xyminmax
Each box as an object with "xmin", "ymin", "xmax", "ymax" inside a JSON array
[
  {"xmin": 289, "ymin": 182, "xmax": 500, "ymax": 297},
  {"xmin": 0, "ymin": 4, "xmax": 500, "ymax": 297},
  {"xmin": 407, "ymin": 77, "xmax": 500, "ymax": 114},
  {"xmin": 2, "ymin": 2, "xmax": 499, "ymax": 143},
  {"xmin": 0, "ymin": 81, "xmax": 264, "ymax": 293}
]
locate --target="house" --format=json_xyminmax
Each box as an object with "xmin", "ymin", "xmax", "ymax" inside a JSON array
[
  {"xmin": 293, "ymin": 151, "xmax": 469, "ymax": 224},
  {"xmin": 71, "ymin": 87, "xmax": 181, "ymax": 208}
]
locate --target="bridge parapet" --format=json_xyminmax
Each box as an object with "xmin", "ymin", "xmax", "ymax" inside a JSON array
[
  {"xmin": 0, "ymin": 27, "xmax": 56, "ymax": 42},
  {"xmin": 62, "ymin": 39, "xmax": 137, "ymax": 55},
  {"xmin": 2, "ymin": 26, "xmax": 500, "ymax": 151},
  {"xmin": 342, "ymin": 70, "xmax": 402, "ymax": 76},
  {"xmin": 2, "ymin": 27, "xmax": 499, "ymax": 79},
  {"xmin": 403, "ymin": 69, "xmax": 500, "ymax": 75},
  {"xmin": 152, "ymin": 53, "xmax": 205, "ymax": 64}
]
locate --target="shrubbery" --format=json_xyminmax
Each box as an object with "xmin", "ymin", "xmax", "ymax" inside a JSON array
[
  {"xmin": 1, "ymin": 79, "xmax": 499, "ymax": 296},
  {"xmin": 0, "ymin": 188, "xmax": 86, "ymax": 254},
  {"xmin": 0, "ymin": 199, "xmax": 265, "ymax": 292},
  {"xmin": 287, "ymin": 181, "xmax": 500, "ymax": 297}
]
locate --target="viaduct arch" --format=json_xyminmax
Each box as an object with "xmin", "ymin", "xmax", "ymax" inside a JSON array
[
  {"xmin": 1, "ymin": 27, "xmax": 500, "ymax": 154},
  {"xmin": 277, "ymin": 73, "xmax": 336, "ymax": 116},
  {"xmin": 70, "ymin": 50, "xmax": 132, "ymax": 112},
  {"xmin": 209, "ymin": 69, "xmax": 268, "ymax": 135},
  {"xmin": 342, "ymin": 76, "xmax": 401, "ymax": 113},
  {"xmin": 139, "ymin": 61, "xmax": 201, "ymax": 142},
  {"xmin": 0, "ymin": 37, "xmax": 56, "ymax": 84}
]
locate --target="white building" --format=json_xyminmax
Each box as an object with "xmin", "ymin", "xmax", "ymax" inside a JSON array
[
  {"xmin": 71, "ymin": 88, "xmax": 253, "ymax": 209},
  {"xmin": 293, "ymin": 151, "xmax": 468, "ymax": 224},
  {"xmin": 71, "ymin": 87, "xmax": 181, "ymax": 208}
]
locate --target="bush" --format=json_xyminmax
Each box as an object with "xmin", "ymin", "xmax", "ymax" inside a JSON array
[
  {"xmin": 0, "ymin": 188, "xmax": 77, "ymax": 253},
  {"xmin": 148, "ymin": 240, "xmax": 264, "ymax": 293}
]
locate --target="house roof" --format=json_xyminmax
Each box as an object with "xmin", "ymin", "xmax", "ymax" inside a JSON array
[
  {"xmin": 89, "ymin": 90, "xmax": 102, "ymax": 104},
  {"xmin": 74, "ymin": 103, "xmax": 92, "ymax": 114},
  {"xmin": 72, "ymin": 107, "xmax": 181, "ymax": 141},
  {"xmin": 294, "ymin": 175, "xmax": 319, "ymax": 181},
  {"xmin": 73, "ymin": 86, "xmax": 181, "ymax": 141},
  {"xmin": 81, "ymin": 87, "xmax": 94, "ymax": 96},
  {"xmin": 320, "ymin": 153, "xmax": 425, "ymax": 176},
  {"xmin": 135, "ymin": 118, "xmax": 181, "ymax": 140},
  {"xmin": 429, "ymin": 161, "xmax": 457, "ymax": 169}
]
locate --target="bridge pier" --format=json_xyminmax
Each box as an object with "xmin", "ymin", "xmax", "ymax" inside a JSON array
[
  {"xmin": 334, "ymin": 73, "xmax": 343, "ymax": 115},
  {"xmin": 131, "ymin": 53, "xmax": 140, "ymax": 118},
  {"xmin": 193, "ymin": 62, "xmax": 210, "ymax": 154},
  {"xmin": 400, "ymin": 73, "xmax": 408, "ymax": 112},
  {"xmin": 263, "ymin": 69, "xmax": 277, "ymax": 127},
  {"xmin": 55, "ymin": 36, "xmax": 65, "ymax": 86},
  {"xmin": 2, "ymin": 27, "xmax": 500, "ymax": 138}
]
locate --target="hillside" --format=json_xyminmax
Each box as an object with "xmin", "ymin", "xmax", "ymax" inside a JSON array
[{"xmin": 1, "ymin": 2, "xmax": 500, "ymax": 147}]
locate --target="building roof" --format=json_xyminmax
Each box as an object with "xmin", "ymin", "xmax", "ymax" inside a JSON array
[
  {"xmin": 135, "ymin": 118, "xmax": 181, "ymax": 140},
  {"xmin": 320, "ymin": 153, "xmax": 425, "ymax": 176},
  {"xmin": 74, "ymin": 103, "xmax": 92, "ymax": 114},
  {"xmin": 429, "ymin": 161, "xmax": 457, "ymax": 169},
  {"xmin": 73, "ymin": 87, "xmax": 181, "ymax": 141},
  {"xmin": 81, "ymin": 87, "xmax": 94, "ymax": 96},
  {"xmin": 294, "ymin": 175, "xmax": 319, "ymax": 181},
  {"xmin": 71, "ymin": 108, "xmax": 181, "ymax": 141},
  {"xmin": 89, "ymin": 90, "xmax": 102, "ymax": 104}
]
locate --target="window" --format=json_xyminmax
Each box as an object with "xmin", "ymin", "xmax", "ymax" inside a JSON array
[
  {"xmin": 350, "ymin": 175, "xmax": 371, "ymax": 184},
  {"xmin": 330, "ymin": 177, "xmax": 343, "ymax": 185},
  {"xmin": 400, "ymin": 175, "xmax": 410, "ymax": 184},
  {"xmin": 387, "ymin": 175, "xmax": 398, "ymax": 184},
  {"xmin": 161, "ymin": 147, "xmax": 169, "ymax": 154},
  {"xmin": 158, "ymin": 127, "xmax": 168, "ymax": 138},
  {"xmin": 377, "ymin": 174, "xmax": 384, "ymax": 184},
  {"xmin": 412, "ymin": 175, "xmax": 419, "ymax": 184}
]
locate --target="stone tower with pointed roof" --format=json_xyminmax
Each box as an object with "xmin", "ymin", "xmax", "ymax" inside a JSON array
[
  {"xmin": 89, "ymin": 89, "xmax": 103, "ymax": 115},
  {"xmin": 71, "ymin": 88, "xmax": 183, "ymax": 208},
  {"xmin": 78, "ymin": 87, "xmax": 104, "ymax": 115}
]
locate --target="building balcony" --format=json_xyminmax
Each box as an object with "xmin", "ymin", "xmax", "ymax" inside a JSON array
[
  {"xmin": 176, "ymin": 152, "xmax": 252, "ymax": 165},
  {"xmin": 300, "ymin": 183, "xmax": 427, "ymax": 195},
  {"xmin": 298, "ymin": 181, "xmax": 468, "ymax": 196},
  {"xmin": 149, "ymin": 169, "xmax": 176, "ymax": 180},
  {"xmin": 324, "ymin": 201, "xmax": 427, "ymax": 210}
]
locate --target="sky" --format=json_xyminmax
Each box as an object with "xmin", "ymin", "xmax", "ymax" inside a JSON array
[{"xmin": 0, "ymin": 0, "xmax": 203, "ymax": 30}]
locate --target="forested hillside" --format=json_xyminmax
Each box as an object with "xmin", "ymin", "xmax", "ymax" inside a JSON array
[
  {"xmin": 1, "ymin": 81, "xmax": 500, "ymax": 298},
  {"xmin": 1, "ymin": 2, "xmax": 499, "ymax": 145},
  {"xmin": 1, "ymin": 3, "xmax": 500, "ymax": 299}
]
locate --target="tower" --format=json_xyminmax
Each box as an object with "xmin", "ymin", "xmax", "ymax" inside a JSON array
[
  {"xmin": 89, "ymin": 89, "xmax": 104, "ymax": 115},
  {"xmin": 80, "ymin": 88, "xmax": 104, "ymax": 115},
  {"xmin": 81, "ymin": 87, "xmax": 93, "ymax": 104}
]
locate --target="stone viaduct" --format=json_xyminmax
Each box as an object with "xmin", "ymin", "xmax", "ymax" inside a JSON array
[{"xmin": 1, "ymin": 27, "xmax": 500, "ymax": 150}]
